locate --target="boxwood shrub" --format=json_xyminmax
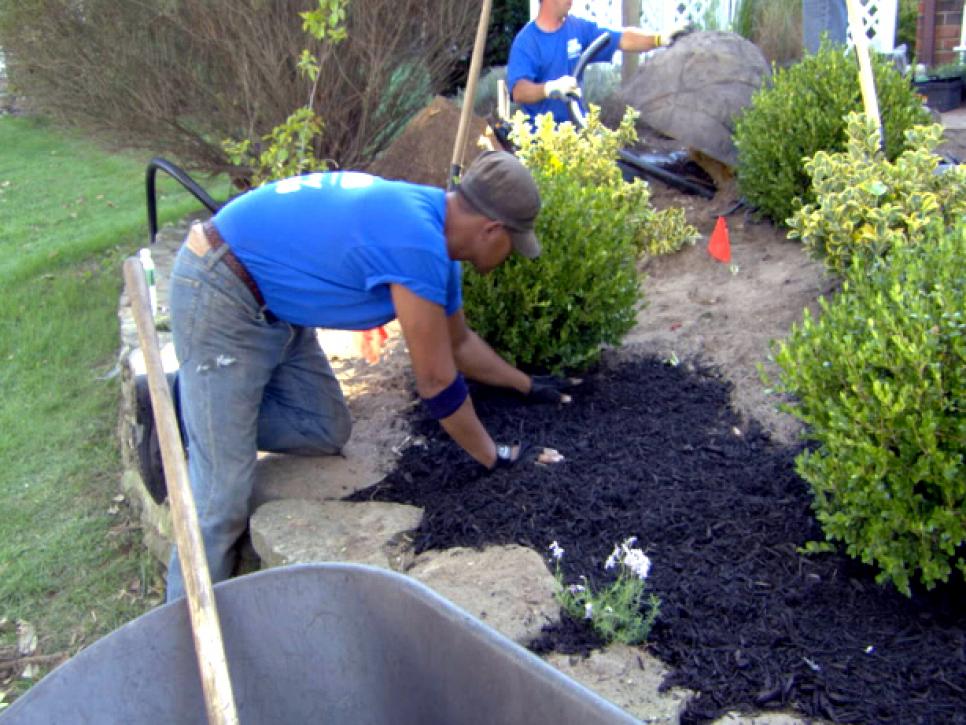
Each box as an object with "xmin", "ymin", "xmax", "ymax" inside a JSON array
[
  {"xmin": 734, "ymin": 41, "xmax": 931, "ymax": 227},
  {"xmin": 772, "ymin": 225, "xmax": 966, "ymax": 595},
  {"xmin": 461, "ymin": 108, "xmax": 696, "ymax": 373}
]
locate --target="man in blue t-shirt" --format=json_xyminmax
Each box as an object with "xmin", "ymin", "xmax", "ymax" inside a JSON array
[
  {"xmin": 507, "ymin": 0, "xmax": 690, "ymax": 124},
  {"xmin": 163, "ymin": 152, "xmax": 573, "ymax": 602}
]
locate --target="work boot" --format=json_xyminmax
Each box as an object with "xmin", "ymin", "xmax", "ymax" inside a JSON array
[{"xmin": 134, "ymin": 371, "xmax": 187, "ymax": 505}]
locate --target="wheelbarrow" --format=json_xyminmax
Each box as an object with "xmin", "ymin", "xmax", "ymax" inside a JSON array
[{"xmin": 0, "ymin": 563, "xmax": 637, "ymax": 724}]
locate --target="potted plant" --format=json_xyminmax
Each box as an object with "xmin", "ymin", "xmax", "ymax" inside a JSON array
[{"xmin": 912, "ymin": 62, "xmax": 964, "ymax": 112}]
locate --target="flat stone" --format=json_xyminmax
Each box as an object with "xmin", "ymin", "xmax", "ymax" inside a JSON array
[
  {"xmin": 249, "ymin": 498, "xmax": 422, "ymax": 571},
  {"xmin": 407, "ymin": 545, "xmax": 560, "ymax": 646},
  {"xmin": 545, "ymin": 644, "xmax": 691, "ymax": 724},
  {"xmin": 250, "ymin": 436, "xmax": 390, "ymax": 508}
]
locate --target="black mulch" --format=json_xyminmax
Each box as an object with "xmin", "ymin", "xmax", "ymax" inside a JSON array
[{"xmin": 346, "ymin": 358, "xmax": 966, "ymax": 724}]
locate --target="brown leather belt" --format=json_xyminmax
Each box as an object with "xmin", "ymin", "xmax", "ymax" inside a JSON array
[{"xmin": 200, "ymin": 221, "xmax": 266, "ymax": 307}]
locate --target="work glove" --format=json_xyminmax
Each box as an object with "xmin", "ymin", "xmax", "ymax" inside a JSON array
[
  {"xmin": 490, "ymin": 442, "xmax": 565, "ymax": 471},
  {"xmin": 544, "ymin": 75, "xmax": 581, "ymax": 100},
  {"xmin": 526, "ymin": 374, "xmax": 582, "ymax": 404},
  {"xmin": 656, "ymin": 23, "xmax": 695, "ymax": 47}
]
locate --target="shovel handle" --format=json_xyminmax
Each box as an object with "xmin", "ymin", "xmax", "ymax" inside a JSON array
[
  {"xmin": 448, "ymin": 0, "xmax": 493, "ymax": 190},
  {"xmin": 123, "ymin": 257, "xmax": 239, "ymax": 725}
]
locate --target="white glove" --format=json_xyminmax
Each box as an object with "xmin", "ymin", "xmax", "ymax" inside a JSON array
[
  {"xmin": 543, "ymin": 75, "xmax": 581, "ymax": 100},
  {"xmin": 656, "ymin": 23, "xmax": 694, "ymax": 47}
]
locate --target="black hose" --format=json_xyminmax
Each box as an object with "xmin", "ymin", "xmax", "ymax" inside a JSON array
[
  {"xmin": 618, "ymin": 150, "xmax": 716, "ymax": 199},
  {"xmin": 567, "ymin": 32, "xmax": 613, "ymax": 127},
  {"xmin": 146, "ymin": 157, "xmax": 224, "ymax": 244}
]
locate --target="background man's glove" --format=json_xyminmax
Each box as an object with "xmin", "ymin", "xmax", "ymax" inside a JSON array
[
  {"xmin": 656, "ymin": 23, "xmax": 695, "ymax": 47},
  {"xmin": 544, "ymin": 75, "xmax": 581, "ymax": 100},
  {"xmin": 526, "ymin": 374, "xmax": 581, "ymax": 404}
]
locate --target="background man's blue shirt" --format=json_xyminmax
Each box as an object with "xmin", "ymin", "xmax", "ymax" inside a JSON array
[
  {"xmin": 212, "ymin": 172, "xmax": 462, "ymax": 329},
  {"xmin": 507, "ymin": 15, "xmax": 621, "ymax": 124}
]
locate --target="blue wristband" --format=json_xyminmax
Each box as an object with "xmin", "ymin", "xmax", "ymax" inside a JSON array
[{"xmin": 422, "ymin": 373, "xmax": 468, "ymax": 420}]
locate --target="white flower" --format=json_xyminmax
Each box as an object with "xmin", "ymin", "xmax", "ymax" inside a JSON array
[
  {"xmin": 583, "ymin": 602, "xmax": 593, "ymax": 619},
  {"xmin": 622, "ymin": 536, "xmax": 638, "ymax": 548},
  {"xmin": 548, "ymin": 541, "xmax": 564, "ymax": 560},
  {"xmin": 568, "ymin": 584, "xmax": 586, "ymax": 594},
  {"xmin": 622, "ymin": 549, "xmax": 651, "ymax": 580},
  {"xmin": 604, "ymin": 544, "xmax": 620, "ymax": 570}
]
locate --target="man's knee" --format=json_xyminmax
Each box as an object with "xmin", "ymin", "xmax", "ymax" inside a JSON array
[{"xmin": 328, "ymin": 403, "xmax": 352, "ymax": 451}]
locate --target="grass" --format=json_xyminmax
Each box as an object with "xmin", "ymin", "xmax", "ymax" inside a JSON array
[{"xmin": 0, "ymin": 114, "xmax": 229, "ymax": 700}]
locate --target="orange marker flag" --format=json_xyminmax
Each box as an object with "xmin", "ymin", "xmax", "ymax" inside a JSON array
[
  {"xmin": 358, "ymin": 325, "xmax": 389, "ymax": 364},
  {"xmin": 708, "ymin": 215, "xmax": 731, "ymax": 263}
]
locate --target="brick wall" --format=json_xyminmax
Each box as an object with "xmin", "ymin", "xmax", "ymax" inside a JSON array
[{"xmin": 917, "ymin": 0, "xmax": 964, "ymax": 66}]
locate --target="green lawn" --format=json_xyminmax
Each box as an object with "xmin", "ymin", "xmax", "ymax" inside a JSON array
[{"xmin": 0, "ymin": 115, "xmax": 227, "ymax": 701}]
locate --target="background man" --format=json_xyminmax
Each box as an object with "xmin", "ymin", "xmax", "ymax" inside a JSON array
[
  {"xmin": 507, "ymin": 0, "xmax": 686, "ymax": 124},
  {"xmin": 165, "ymin": 151, "xmax": 569, "ymax": 602}
]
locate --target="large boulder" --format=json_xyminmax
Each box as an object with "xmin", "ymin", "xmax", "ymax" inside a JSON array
[{"xmin": 620, "ymin": 31, "xmax": 769, "ymax": 168}]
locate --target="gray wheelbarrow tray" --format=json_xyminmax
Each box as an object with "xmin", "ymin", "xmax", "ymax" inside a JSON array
[{"xmin": 0, "ymin": 563, "xmax": 637, "ymax": 724}]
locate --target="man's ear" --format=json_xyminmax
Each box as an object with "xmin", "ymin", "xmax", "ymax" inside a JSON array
[{"xmin": 483, "ymin": 219, "xmax": 504, "ymax": 236}]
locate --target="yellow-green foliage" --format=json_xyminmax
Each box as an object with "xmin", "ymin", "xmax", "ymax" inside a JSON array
[
  {"xmin": 461, "ymin": 106, "xmax": 696, "ymax": 373},
  {"xmin": 512, "ymin": 107, "xmax": 697, "ymax": 260},
  {"xmin": 789, "ymin": 113, "xmax": 966, "ymax": 275},
  {"xmin": 772, "ymin": 223, "xmax": 966, "ymax": 595}
]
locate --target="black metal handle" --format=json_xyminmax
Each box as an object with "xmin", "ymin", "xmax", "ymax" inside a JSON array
[{"xmin": 146, "ymin": 157, "xmax": 224, "ymax": 244}]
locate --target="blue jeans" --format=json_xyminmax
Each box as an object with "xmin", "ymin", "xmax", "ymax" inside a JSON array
[
  {"xmin": 165, "ymin": 236, "xmax": 351, "ymax": 602},
  {"xmin": 803, "ymin": 0, "xmax": 849, "ymax": 54}
]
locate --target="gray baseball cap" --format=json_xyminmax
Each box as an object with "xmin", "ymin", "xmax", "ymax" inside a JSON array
[{"xmin": 457, "ymin": 151, "xmax": 542, "ymax": 259}]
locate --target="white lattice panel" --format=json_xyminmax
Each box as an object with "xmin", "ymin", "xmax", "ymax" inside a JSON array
[
  {"xmin": 571, "ymin": 0, "xmax": 623, "ymax": 29},
  {"xmin": 526, "ymin": 0, "xmax": 896, "ymax": 51},
  {"xmin": 846, "ymin": 0, "xmax": 898, "ymax": 52},
  {"xmin": 528, "ymin": 0, "xmax": 734, "ymax": 31}
]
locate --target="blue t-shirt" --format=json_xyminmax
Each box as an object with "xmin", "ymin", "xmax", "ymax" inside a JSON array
[
  {"xmin": 507, "ymin": 15, "xmax": 621, "ymax": 124},
  {"xmin": 211, "ymin": 172, "xmax": 462, "ymax": 329}
]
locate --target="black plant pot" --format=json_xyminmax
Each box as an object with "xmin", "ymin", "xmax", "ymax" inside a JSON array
[{"xmin": 913, "ymin": 77, "xmax": 963, "ymax": 113}]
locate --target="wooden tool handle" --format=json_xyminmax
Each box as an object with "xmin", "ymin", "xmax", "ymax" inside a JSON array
[
  {"xmin": 123, "ymin": 257, "xmax": 239, "ymax": 725},
  {"xmin": 449, "ymin": 0, "xmax": 494, "ymax": 190}
]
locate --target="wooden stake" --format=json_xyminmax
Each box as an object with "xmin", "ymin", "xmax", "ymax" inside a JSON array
[
  {"xmin": 123, "ymin": 258, "xmax": 239, "ymax": 725},
  {"xmin": 449, "ymin": 0, "xmax": 493, "ymax": 190}
]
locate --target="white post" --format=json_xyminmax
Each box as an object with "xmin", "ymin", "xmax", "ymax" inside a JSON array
[{"xmin": 845, "ymin": 0, "xmax": 883, "ymax": 142}]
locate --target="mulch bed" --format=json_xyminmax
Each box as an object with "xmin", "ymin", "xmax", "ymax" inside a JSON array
[{"xmin": 348, "ymin": 357, "xmax": 966, "ymax": 724}]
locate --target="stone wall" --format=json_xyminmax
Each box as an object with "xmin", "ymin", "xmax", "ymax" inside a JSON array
[{"xmin": 116, "ymin": 218, "xmax": 195, "ymax": 562}]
